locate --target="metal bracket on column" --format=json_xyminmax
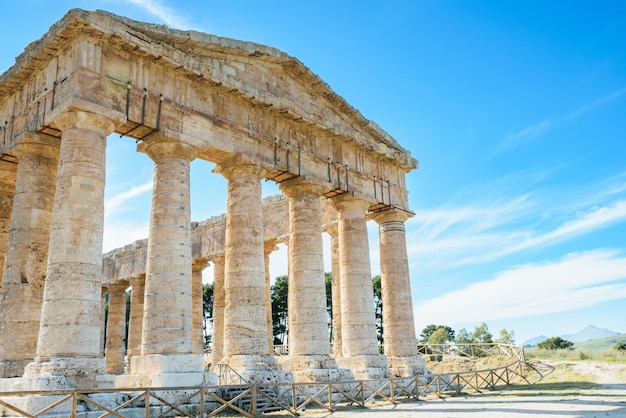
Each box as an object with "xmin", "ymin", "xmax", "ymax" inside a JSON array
[
  {"xmin": 267, "ymin": 138, "xmax": 298, "ymax": 183},
  {"xmin": 323, "ymin": 159, "xmax": 350, "ymax": 198},
  {"xmin": 119, "ymin": 83, "xmax": 161, "ymax": 142}
]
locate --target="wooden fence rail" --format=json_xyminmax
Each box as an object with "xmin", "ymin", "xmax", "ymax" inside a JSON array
[{"xmin": 0, "ymin": 344, "xmax": 529, "ymax": 417}]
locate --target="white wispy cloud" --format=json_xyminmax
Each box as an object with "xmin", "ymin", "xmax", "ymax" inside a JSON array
[
  {"xmin": 490, "ymin": 87, "xmax": 626, "ymax": 158},
  {"xmin": 414, "ymin": 249, "xmax": 626, "ymax": 327},
  {"xmin": 121, "ymin": 0, "xmax": 197, "ymax": 30},
  {"xmin": 104, "ymin": 180, "xmax": 153, "ymax": 218},
  {"xmin": 406, "ymin": 171, "xmax": 626, "ymax": 275}
]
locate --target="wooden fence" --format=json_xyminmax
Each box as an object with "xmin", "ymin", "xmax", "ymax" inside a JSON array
[{"xmin": 0, "ymin": 344, "xmax": 531, "ymax": 417}]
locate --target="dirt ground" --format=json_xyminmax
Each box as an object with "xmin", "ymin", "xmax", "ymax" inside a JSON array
[{"xmin": 298, "ymin": 361, "xmax": 626, "ymax": 417}]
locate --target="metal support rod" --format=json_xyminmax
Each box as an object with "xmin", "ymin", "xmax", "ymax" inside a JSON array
[
  {"xmin": 373, "ymin": 176, "xmax": 378, "ymax": 200},
  {"xmin": 141, "ymin": 89, "xmax": 147, "ymax": 125},
  {"xmin": 51, "ymin": 82, "xmax": 57, "ymax": 111},
  {"xmin": 42, "ymin": 97, "xmax": 47, "ymax": 127},
  {"xmin": 327, "ymin": 158, "xmax": 332, "ymax": 183},
  {"xmin": 286, "ymin": 148, "xmax": 290, "ymax": 172},
  {"xmin": 34, "ymin": 101, "xmax": 40, "ymax": 131},
  {"xmin": 156, "ymin": 94, "xmax": 163, "ymax": 130},
  {"xmin": 297, "ymin": 146, "xmax": 301, "ymax": 176},
  {"xmin": 380, "ymin": 178, "xmax": 385, "ymax": 203},
  {"xmin": 337, "ymin": 163, "xmax": 341, "ymax": 189},
  {"xmin": 274, "ymin": 139, "xmax": 278, "ymax": 170},
  {"xmin": 125, "ymin": 83, "xmax": 132, "ymax": 119},
  {"xmin": 387, "ymin": 181, "xmax": 391, "ymax": 206}
]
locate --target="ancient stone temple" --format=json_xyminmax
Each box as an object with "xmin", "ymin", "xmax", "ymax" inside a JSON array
[{"xmin": 0, "ymin": 9, "xmax": 422, "ymax": 390}]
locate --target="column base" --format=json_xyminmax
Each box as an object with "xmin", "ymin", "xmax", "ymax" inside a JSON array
[
  {"xmin": 0, "ymin": 360, "xmax": 30, "ymax": 378},
  {"xmin": 278, "ymin": 354, "xmax": 352, "ymax": 383},
  {"xmin": 115, "ymin": 354, "xmax": 207, "ymax": 388},
  {"xmin": 387, "ymin": 355, "xmax": 429, "ymax": 377},
  {"xmin": 336, "ymin": 354, "xmax": 391, "ymax": 380},
  {"xmin": 21, "ymin": 357, "xmax": 114, "ymax": 389},
  {"xmin": 217, "ymin": 354, "xmax": 293, "ymax": 384}
]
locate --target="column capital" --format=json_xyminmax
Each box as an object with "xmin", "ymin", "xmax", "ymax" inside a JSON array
[
  {"xmin": 264, "ymin": 240, "xmax": 279, "ymax": 255},
  {"xmin": 53, "ymin": 110, "xmax": 115, "ymax": 136},
  {"xmin": 278, "ymin": 177, "xmax": 326, "ymax": 198},
  {"xmin": 329, "ymin": 194, "xmax": 370, "ymax": 214},
  {"xmin": 322, "ymin": 222, "xmax": 338, "ymax": 236},
  {"xmin": 129, "ymin": 274, "xmax": 145, "ymax": 285},
  {"xmin": 214, "ymin": 156, "xmax": 268, "ymax": 180},
  {"xmin": 108, "ymin": 281, "xmax": 129, "ymax": 292},
  {"xmin": 140, "ymin": 135, "xmax": 197, "ymax": 163},
  {"xmin": 12, "ymin": 133, "xmax": 60, "ymax": 161},
  {"xmin": 210, "ymin": 253, "xmax": 225, "ymax": 265},
  {"xmin": 192, "ymin": 258, "xmax": 210, "ymax": 272},
  {"xmin": 371, "ymin": 208, "xmax": 414, "ymax": 224}
]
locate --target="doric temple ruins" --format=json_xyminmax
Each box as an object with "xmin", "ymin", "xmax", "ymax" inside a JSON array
[{"xmin": 0, "ymin": 9, "xmax": 422, "ymax": 391}]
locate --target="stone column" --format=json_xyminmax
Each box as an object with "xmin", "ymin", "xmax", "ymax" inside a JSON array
[
  {"xmin": 125, "ymin": 275, "xmax": 145, "ymax": 373},
  {"xmin": 23, "ymin": 111, "xmax": 115, "ymax": 389},
  {"xmin": 214, "ymin": 159, "xmax": 280, "ymax": 375},
  {"xmin": 264, "ymin": 241, "xmax": 278, "ymax": 355},
  {"xmin": 105, "ymin": 282, "xmax": 128, "ymax": 375},
  {"xmin": 118, "ymin": 137, "xmax": 204, "ymax": 387},
  {"xmin": 0, "ymin": 160, "xmax": 17, "ymax": 293},
  {"xmin": 210, "ymin": 254, "xmax": 225, "ymax": 369},
  {"xmin": 331, "ymin": 195, "xmax": 388, "ymax": 379},
  {"xmin": 326, "ymin": 224, "xmax": 343, "ymax": 358},
  {"xmin": 279, "ymin": 178, "xmax": 337, "ymax": 380},
  {"xmin": 0, "ymin": 134, "xmax": 59, "ymax": 378},
  {"xmin": 192, "ymin": 260, "xmax": 208, "ymax": 355},
  {"xmin": 373, "ymin": 209, "xmax": 426, "ymax": 376}
]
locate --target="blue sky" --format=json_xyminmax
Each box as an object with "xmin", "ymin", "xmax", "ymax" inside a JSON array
[{"xmin": 2, "ymin": 1, "xmax": 625, "ymax": 344}]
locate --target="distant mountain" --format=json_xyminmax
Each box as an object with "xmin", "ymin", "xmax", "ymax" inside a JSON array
[
  {"xmin": 562, "ymin": 325, "xmax": 620, "ymax": 343},
  {"xmin": 522, "ymin": 325, "xmax": 622, "ymax": 347},
  {"xmin": 522, "ymin": 335, "xmax": 548, "ymax": 347}
]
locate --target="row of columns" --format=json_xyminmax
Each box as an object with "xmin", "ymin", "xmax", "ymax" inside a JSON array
[{"xmin": 0, "ymin": 109, "xmax": 421, "ymax": 389}]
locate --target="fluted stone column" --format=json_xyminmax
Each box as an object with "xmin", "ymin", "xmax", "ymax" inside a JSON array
[
  {"xmin": 125, "ymin": 275, "xmax": 145, "ymax": 373},
  {"xmin": 118, "ymin": 137, "xmax": 204, "ymax": 387},
  {"xmin": 215, "ymin": 159, "xmax": 280, "ymax": 374},
  {"xmin": 331, "ymin": 195, "xmax": 388, "ymax": 379},
  {"xmin": 0, "ymin": 160, "xmax": 17, "ymax": 293},
  {"xmin": 264, "ymin": 241, "xmax": 278, "ymax": 355},
  {"xmin": 192, "ymin": 260, "xmax": 208, "ymax": 355},
  {"xmin": 23, "ymin": 111, "xmax": 115, "ymax": 389},
  {"xmin": 373, "ymin": 209, "xmax": 426, "ymax": 376},
  {"xmin": 210, "ymin": 255, "xmax": 225, "ymax": 369},
  {"xmin": 279, "ymin": 179, "xmax": 338, "ymax": 380},
  {"xmin": 326, "ymin": 225, "xmax": 343, "ymax": 358},
  {"xmin": 105, "ymin": 282, "xmax": 128, "ymax": 375},
  {"xmin": 0, "ymin": 134, "xmax": 59, "ymax": 378}
]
